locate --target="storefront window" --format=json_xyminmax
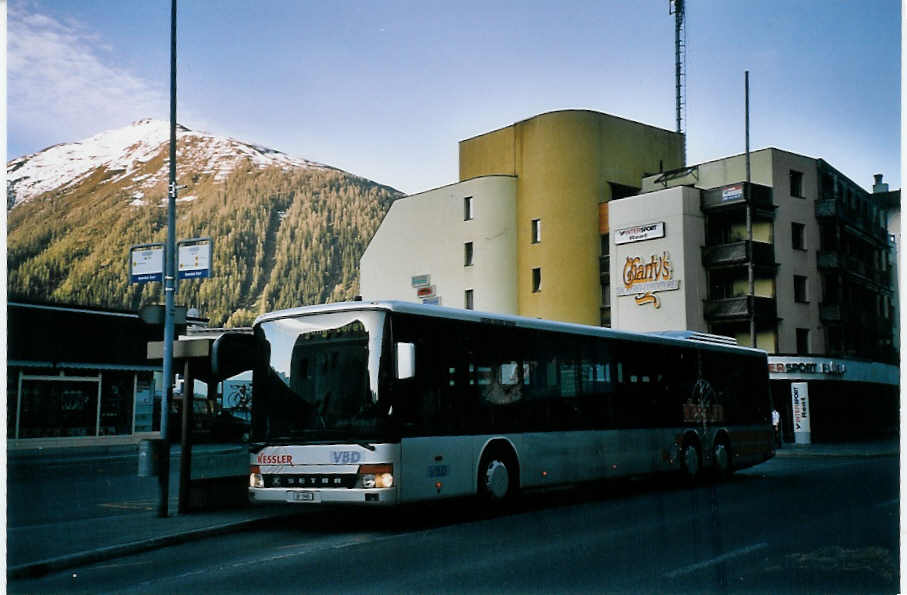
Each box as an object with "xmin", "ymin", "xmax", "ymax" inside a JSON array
[
  {"xmin": 18, "ymin": 376, "xmax": 100, "ymax": 438},
  {"xmin": 134, "ymin": 372, "xmax": 157, "ymax": 433},
  {"xmin": 100, "ymin": 372, "xmax": 135, "ymax": 435},
  {"xmin": 8, "ymin": 369, "xmax": 20, "ymax": 438}
]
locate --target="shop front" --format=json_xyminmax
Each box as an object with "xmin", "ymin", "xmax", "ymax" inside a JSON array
[
  {"xmin": 767, "ymin": 356, "xmax": 899, "ymax": 443},
  {"xmin": 7, "ymin": 301, "xmax": 201, "ymax": 448}
]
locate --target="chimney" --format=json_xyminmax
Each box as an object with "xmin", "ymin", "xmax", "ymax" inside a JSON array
[{"xmin": 873, "ymin": 174, "xmax": 889, "ymax": 194}]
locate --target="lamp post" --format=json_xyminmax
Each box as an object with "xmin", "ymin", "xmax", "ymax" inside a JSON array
[
  {"xmin": 159, "ymin": 0, "xmax": 178, "ymax": 517},
  {"xmin": 745, "ymin": 70, "xmax": 755, "ymax": 349}
]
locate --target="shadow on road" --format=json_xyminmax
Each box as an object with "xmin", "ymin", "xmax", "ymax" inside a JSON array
[{"xmin": 256, "ymin": 470, "xmax": 764, "ymax": 537}]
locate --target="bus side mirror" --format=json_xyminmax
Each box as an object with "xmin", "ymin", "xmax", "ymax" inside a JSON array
[
  {"xmin": 396, "ymin": 342, "xmax": 416, "ymax": 379},
  {"xmin": 211, "ymin": 332, "xmax": 258, "ymax": 381}
]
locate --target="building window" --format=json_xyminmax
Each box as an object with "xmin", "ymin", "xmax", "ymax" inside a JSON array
[
  {"xmin": 790, "ymin": 170, "xmax": 804, "ymax": 198},
  {"xmin": 790, "ymin": 170, "xmax": 803, "ymax": 198},
  {"xmin": 464, "ymin": 196, "xmax": 474, "ymax": 221},
  {"xmin": 531, "ymin": 219, "xmax": 541, "ymax": 244},
  {"xmin": 827, "ymin": 326, "xmax": 842, "ymax": 352},
  {"xmin": 464, "ymin": 242, "xmax": 474, "ymax": 267},
  {"xmin": 796, "ymin": 329, "xmax": 810, "ymax": 355},
  {"xmin": 532, "ymin": 268, "xmax": 542, "ymax": 293},
  {"xmin": 791, "ymin": 222, "xmax": 806, "ymax": 250},
  {"xmin": 794, "ymin": 275, "xmax": 808, "ymax": 303},
  {"xmin": 465, "ymin": 289, "xmax": 474, "ymax": 310}
]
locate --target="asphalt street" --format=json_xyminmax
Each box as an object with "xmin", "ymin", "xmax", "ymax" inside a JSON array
[{"xmin": 8, "ymin": 454, "xmax": 899, "ymax": 594}]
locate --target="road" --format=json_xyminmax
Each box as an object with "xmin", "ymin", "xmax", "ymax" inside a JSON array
[
  {"xmin": 7, "ymin": 445, "xmax": 245, "ymax": 528},
  {"xmin": 8, "ymin": 454, "xmax": 898, "ymax": 594},
  {"xmin": 8, "ymin": 448, "xmax": 185, "ymax": 527}
]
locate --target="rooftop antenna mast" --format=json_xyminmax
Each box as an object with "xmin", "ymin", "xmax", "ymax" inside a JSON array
[{"xmin": 670, "ymin": 0, "xmax": 686, "ymax": 165}]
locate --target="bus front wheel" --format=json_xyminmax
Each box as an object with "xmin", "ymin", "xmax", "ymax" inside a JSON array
[{"xmin": 478, "ymin": 449, "xmax": 517, "ymax": 504}]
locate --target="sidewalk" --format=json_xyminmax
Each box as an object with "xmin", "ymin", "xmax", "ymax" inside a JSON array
[
  {"xmin": 8, "ymin": 502, "xmax": 301, "ymax": 579},
  {"xmin": 7, "ymin": 442, "xmax": 299, "ymax": 580},
  {"xmin": 7, "ymin": 440, "xmax": 899, "ymax": 580},
  {"xmin": 772, "ymin": 439, "xmax": 898, "ymax": 458}
]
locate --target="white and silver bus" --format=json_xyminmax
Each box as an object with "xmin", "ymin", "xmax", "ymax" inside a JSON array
[{"xmin": 212, "ymin": 301, "xmax": 774, "ymax": 507}]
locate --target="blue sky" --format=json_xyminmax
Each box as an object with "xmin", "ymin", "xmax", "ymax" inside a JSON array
[{"xmin": 7, "ymin": 0, "xmax": 901, "ymax": 195}]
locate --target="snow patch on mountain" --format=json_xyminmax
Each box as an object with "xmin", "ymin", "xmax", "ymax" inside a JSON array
[{"xmin": 7, "ymin": 119, "xmax": 330, "ymax": 208}]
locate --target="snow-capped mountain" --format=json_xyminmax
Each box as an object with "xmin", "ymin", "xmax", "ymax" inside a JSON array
[
  {"xmin": 7, "ymin": 119, "xmax": 402, "ymax": 326},
  {"xmin": 7, "ymin": 118, "xmax": 331, "ymax": 208}
]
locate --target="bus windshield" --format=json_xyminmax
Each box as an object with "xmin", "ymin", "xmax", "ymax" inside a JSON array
[{"xmin": 252, "ymin": 310, "xmax": 391, "ymax": 443}]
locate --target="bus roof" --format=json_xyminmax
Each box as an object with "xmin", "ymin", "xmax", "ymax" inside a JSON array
[{"xmin": 254, "ymin": 301, "xmax": 766, "ymax": 356}]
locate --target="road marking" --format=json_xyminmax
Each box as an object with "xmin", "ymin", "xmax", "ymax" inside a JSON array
[
  {"xmin": 99, "ymin": 501, "xmax": 155, "ymax": 511},
  {"xmin": 92, "ymin": 560, "xmax": 154, "ymax": 570},
  {"xmin": 664, "ymin": 543, "xmax": 769, "ymax": 579}
]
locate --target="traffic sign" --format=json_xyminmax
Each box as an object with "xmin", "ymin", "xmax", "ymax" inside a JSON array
[
  {"xmin": 177, "ymin": 237, "xmax": 212, "ymax": 280},
  {"xmin": 130, "ymin": 243, "xmax": 165, "ymax": 283}
]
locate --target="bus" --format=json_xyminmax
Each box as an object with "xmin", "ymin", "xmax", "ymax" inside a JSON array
[{"xmin": 212, "ymin": 301, "xmax": 775, "ymax": 507}]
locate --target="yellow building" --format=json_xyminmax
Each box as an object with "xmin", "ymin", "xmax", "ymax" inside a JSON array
[{"xmin": 361, "ymin": 110, "xmax": 684, "ymax": 325}]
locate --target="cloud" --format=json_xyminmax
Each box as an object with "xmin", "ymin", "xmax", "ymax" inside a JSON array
[{"xmin": 7, "ymin": 2, "xmax": 167, "ymax": 156}]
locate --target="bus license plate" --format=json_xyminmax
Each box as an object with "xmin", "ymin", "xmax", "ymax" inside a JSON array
[{"xmin": 287, "ymin": 491, "xmax": 317, "ymax": 502}]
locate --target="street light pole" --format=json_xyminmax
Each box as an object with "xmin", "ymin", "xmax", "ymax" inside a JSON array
[
  {"xmin": 159, "ymin": 0, "xmax": 178, "ymax": 518},
  {"xmin": 745, "ymin": 70, "xmax": 755, "ymax": 348}
]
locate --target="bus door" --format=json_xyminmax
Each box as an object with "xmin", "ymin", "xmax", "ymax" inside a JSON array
[{"xmin": 394, "ymin": 315, "xmax": 477, "ymax": 501}]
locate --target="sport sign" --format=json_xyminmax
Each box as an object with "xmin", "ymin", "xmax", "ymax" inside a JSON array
[{"xmin": 614, "ymin": 221, "xmax": 665, "ymax": 245}]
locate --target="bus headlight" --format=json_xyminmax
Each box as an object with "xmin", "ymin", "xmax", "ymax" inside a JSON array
[
  {"xmin": 358, "ymin": 464, "xmax": 393, "ymax": 489},
  {"xmin": 250, "ymin": 466, "xmax": 263, "ymax": 488}
]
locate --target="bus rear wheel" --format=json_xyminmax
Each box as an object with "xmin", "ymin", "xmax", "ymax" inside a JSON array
[
  {"xmin": 713, "ymin": 439, "xmax": 733, "ymax": 479},
  {"xmin": 681, "ymin": 441, "xmax": 701, "ymax": 483},
  {"xmin": 478, "ymin": 450, "xmax": 517, "ymax": 505}
]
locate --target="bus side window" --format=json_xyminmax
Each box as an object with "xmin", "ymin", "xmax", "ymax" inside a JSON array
[{"xmin": 579, "ymin": 336, "xmax": 612, "ymax": 429}]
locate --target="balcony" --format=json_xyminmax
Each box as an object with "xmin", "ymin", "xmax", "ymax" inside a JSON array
[
  {"xmin": 820, "ymin": 303, "xmax": 842, "ymax": 322},
  {"xmin": 815, "ymin": 199, "xmax": 889, "ymax": 243},
  {"xmin": 818, "ymin": 250, "xmax": 886, "ymax": 286},
  {"xmin": 703, "ymin": 295, "xmax": 777, "ymax": 322},
  {"xmin": 816, "ymin": 250, "xmax": 840, "ymax": 269},
  {"xmin": 701, "ymin": 182, "xmax": 774, "ymax": 215},
  {"xmin": 600, "ymin": 306, "xmax": 611, "ymax": 328},
  {"xmin": 702, "ymin": 241, "xmax": 775, "ymax": 269},
  {"xmin": 599, "ymin": 255, "xmax": 610, "ymax": 283},
  {"xmin": 815, "ymin": 199, "xmax": 838, "ymax": 218}
]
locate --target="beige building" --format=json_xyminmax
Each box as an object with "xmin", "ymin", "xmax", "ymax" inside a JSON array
[
  {"xmin": 624, "ymin": 148, "xmax": 897, "ymax": 361},
  {"xmin": 361, "ymin": 110, "xmax": 683, "ymax": 323},
  {"xmin": 360, "ymin": 175, "xmax": 518, "ymax": 313},
  {"xmin": 610, "ymin": 148, "xmax": 899, "ymax": 442},
  {"xmin": 606, "ymin": 186, "xmax": 708, "ymax": 333}
]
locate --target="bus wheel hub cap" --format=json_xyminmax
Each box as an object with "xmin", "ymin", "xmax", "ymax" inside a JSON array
[{"xmin": 485, "ymin": 460, "xmax": 509, "ymax": 499}]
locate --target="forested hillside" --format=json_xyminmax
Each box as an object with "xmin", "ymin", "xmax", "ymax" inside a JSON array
[{"xmin": 8, "ymin": 164, "xmax": 399, "ymax": 326}]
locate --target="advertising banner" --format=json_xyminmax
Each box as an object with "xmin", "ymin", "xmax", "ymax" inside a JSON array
[
  {"xmin": 791, "ymin": 382, "xmax": 811, "ymax": 444},
  {"xmin": 614, "ymin": 221, "xmax": 665, "ymax": 245}
]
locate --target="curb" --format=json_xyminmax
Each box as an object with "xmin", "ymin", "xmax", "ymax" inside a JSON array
[
  {"xmin": 7, "ymin": 513, "xmax": 295, "ymax": 580},
  {"xmin": 773, "ymin": 448, "xmax": 897, "ymax": 458}
]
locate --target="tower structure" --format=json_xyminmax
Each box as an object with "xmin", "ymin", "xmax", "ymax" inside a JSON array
[{"xmin": 670, "ymin": 0, "xmax": 686, "ymax": 165}]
